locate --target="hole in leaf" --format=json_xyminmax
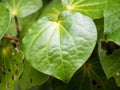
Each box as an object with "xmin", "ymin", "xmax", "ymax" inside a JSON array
[
  {"xmin": 12, "ymin": 75, "xmax": 14, "ymax": 80},
  {"xmin": 16, "ymin": 63, "xmax": 18, "ymax": 66},
  {"xmin": 22, "ymin": 59, "xmax": 25, "ymax": 64},
  {"xmin": 6, "ymin": 82, "xmax": 10, "ymax": 89},
  {"xmin": 0, "ymin": 78, "xmax": 1, "ymax": 83},
  {"xmin": 12, "ymin": 74, "xmax": 17, "ymax": 81},
  {"xmin": 101, "ymin": 41, "xmax": 120, "ymax": 55},
  {"xmin": 72, "ymin": 86, "xmax": 79, "ymax": 90},
  {"xmin": 116, "ymin": 72, "xmax": 120, "ymax": 76},
  {"xmin": 92, "ymin": 80, "xmax": 97, "ymax": 85},
  {"xmin": 8, "ymin": 68, "xmax": 11, "ymax": 72},
  {"xmin": 97, "ymin": 85, "xmax": 101, "ymax": 89},
  {"xmin": 2, "ymin": 71, "xmax": 6, "ymax": 75},
  {"xmin": 30, "ymin": 78, "xmax": 32, "ymax": 83},
  {"xmin": 83, "ymin": 63, "xmax": 91, "ymax": 70},
  {"xmin": 15, "ymin": 70, "xmax": 18, "ymax": 75}
]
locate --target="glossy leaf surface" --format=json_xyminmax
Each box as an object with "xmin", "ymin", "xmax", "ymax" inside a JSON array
[
  {"xmin": 2, "ymin": 0, "xmax": 42, "ymax": 17},
  {"xmin": 23, "ymin": 10, "xmax": 97, "ymax": 82},
  {"xmin": 0, "ymin": 4, "xmax": 10, "ymax": 40},
  {"xmin": 104, "ymin": 0, "xmax": 120, "ymax": 45},
  {"xmin": 62, "ymin": 0, "xmax": 106, "ymax": 19}
]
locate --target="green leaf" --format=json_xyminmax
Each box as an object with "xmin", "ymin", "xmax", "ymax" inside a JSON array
[
  {"xmin": 62, "ymin": 0, "xmax": 106, "ymax": 19},
  {"xmin": 0, "ymin": 40, "xmax": 24, "ymax": 90},
  {"xmin": 71, "ymin": 58, "xmax": 120, "ymax": 90},
  {"xmin": 2, "ymin": 0, "xmax": 42, "ymax": 17},
  {"xmin": 104, "ymin": 0, "xmax": 120, "ymax": 45},
  {"xmin": 40, "ymin": 0, "xmax": 63, "ymax": 20},
  {"xmin": 23, "ymin": 10, "xmax": 97, "ymax": 82},
  {"xmin": 52, "ymin": 58, "xmax": 120, "ymax": 90},
  {"xmin": 0, "ymin": 4, "xmax": 10, "ymax": 40},
  {"xmin": 99, "ymin": 44, "xmax": 120, "ymax": 86},
  {"xmin": 19, "ymin": 60, "xmax": 49, "ymax": 90}
]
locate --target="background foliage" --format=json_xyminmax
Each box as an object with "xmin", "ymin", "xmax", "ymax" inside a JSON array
[{"xmin": 0, "ymin": 0, "xmax": 120, "ymax": 90}]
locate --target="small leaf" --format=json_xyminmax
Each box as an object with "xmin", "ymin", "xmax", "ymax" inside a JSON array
[
  {"xmin": 62, "ymin": 0, "xmax": 106, "ymax": 19},
  {"xmin": 19, "ymin": 60, "xmax": 49, "ymax": 90},
  {"xmin": 104, "ymin": 0, "xmax": 120, "ymax": 45},
  {"xmin": 0, "ymin": 4, "xmax": 10, "ymax": 40},
  {"xmin": 0, "ymin": 40, "xmax": 24, "ymax": 90},
  {"xmin": 23, "ymin": 10, "xmax": 97, "ymax": 82},
  {"xmin": 2, "ymin": 0, "xmax": 42, "ymax": 17}
]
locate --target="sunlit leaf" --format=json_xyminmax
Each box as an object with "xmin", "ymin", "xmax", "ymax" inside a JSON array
[
  {"xmin": 62, "ymin": 0, "xmax": 106, "ymax": 19},
  {"xmin": 2, "ymin": 0, "xmax": 42, "ymax": 17},
  {"xmin": 23, "ymin": 10, "xmax": 97, "ymax": 82},
  {"xmin": 104, "ymin": 0, "xmax": 120, "ymax": 45}
]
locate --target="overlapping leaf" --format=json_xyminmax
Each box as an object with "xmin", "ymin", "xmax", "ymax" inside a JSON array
[
  {"xmin": 62, "ymin": 0, "xmax": 106, "ymax": 19},
  {"xmin": 40, "ymin": 0, "xmax": 63, "ymax": 20},
  {"xmin": 52, "ymin": 58, "xmax": 120, "ymax": 90},
  {"xmin": 0, "ymin": 4, "xmax": 10, "ymax": 40},
  {"xmin": 2, "ymin": 0, "xmax": 42, "ymax": 17},
  {"xmin": 104, "ymin": 0, "xmax": 120, "ymax": 45},
  {"xmin": 0, "ymin": 40, "xmax": 24, "ymax": 90},
  {"xmin": 99, "ymin": 47, "xmax": 120, "ymax": 87},
  {"xmin": 23, "ymin": 10, "xmax": 97, "ymax": 82},
  {"xmin": 19, "ymin": 60, "xmax": 49, "ymax": 90}
]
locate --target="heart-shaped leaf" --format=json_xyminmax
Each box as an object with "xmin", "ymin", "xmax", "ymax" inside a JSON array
[
  {"xmin": 62, "ymin": 0, "xmax": 106, "ymax": 19},
  {"xmin": 23, "ymin": 10, "xmax": 97, "ymax": 82},
  {"xmin": 104, "ymin": 0, "xmax": 120, "ymax": 45},
  {"xmin": 0, "ymin": 4, "xmax": 10, "ymax": 40},
  {"xmin": 2, "ymin": 0, "xmax": 42, "ymax": 17}
]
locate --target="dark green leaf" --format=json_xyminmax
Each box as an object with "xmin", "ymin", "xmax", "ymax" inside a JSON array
[
  {"xmin": 70, "ymin": 58, "xmax": 120, "ymax": 90},
  {"xmin": 23, "ymin": 10, "xmax": 97, "ymax": 82},
  {"xmin": 0, "ymin": 4, "xmax": 10, "ymax": 40},
  {"xmin": 52, "ymin": 58, "xmax": 120, "ymax": 90}
]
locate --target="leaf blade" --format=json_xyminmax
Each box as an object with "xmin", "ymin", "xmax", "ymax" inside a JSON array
[{"xmin": 23, "ymin": 11, "xmax": 97, "ymax": 82}]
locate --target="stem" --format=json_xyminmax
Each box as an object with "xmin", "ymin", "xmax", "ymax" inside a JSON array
[
  {"xmin": 14, "ymin": 16, "xmax": 20, "ymax": 38},
  {"xmin": 3, "ymin": 36, "xmax": 19, "ymax": 42}
]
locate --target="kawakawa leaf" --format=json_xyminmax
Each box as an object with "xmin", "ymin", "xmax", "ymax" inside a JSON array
[
  {"xmin": 0, "ymin": 4, "xmax": 10, "ymax": 40},
  {"xmin": 0, "ymin": 40, "xmax": 24, "ymax": 90},
  {"xmin": 19, "ymin": 60, "xmax": 49, "ymax": 90},
  {"xmin": 23, "ymin": 10, "xmax": 97, "ymax": 82},
  {"xmin": 62, "ymin": 0, "xmax": 106, "ymax": 19},
  {"xmin": 2, "ymin": 0, "xmax": 42, "ymax": 17},
  {"xmin": 104, "ymin": 0, "xmax": 120, "ymax": 45}
]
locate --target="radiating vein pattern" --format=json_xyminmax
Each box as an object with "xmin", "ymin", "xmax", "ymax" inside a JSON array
[{"xmin": 23, "ymin": 10, "xmax": 97, "ymax": 82}]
